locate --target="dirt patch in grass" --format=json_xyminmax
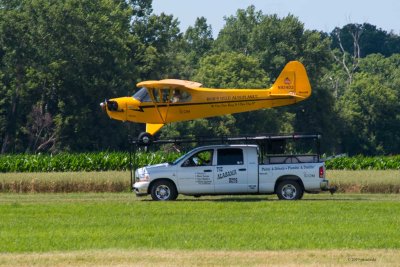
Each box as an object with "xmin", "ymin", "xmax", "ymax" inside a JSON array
[{"xmin": 0, "ymin": 249, "xmax": 398, "ymax": 266}]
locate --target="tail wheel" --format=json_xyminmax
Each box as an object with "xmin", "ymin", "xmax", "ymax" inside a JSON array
[
  {"xmin": 150, "ymin": 180, "xmax": 178, "ymax": 201},
  {"xmin": 277, "ymin": 180, "xmax": 304, "ymax": 200}
]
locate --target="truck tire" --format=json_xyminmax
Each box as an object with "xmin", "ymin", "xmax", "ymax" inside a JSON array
[
  {"xmin": 150, "ymin": 180, "xmax": 178, "ymax": 201},
  {"xmin": 276, "ymin": 180, "xmax": 304, "ymax": 200}
]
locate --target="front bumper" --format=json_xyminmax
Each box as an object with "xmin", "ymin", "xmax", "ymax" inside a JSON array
[
  {"xmin": 320, "ymin": 180, "xmax": 337, "ymax": 194},
  {"xmin": 133, "ymin": 181, "xmax": 150, "ymax": 196}
]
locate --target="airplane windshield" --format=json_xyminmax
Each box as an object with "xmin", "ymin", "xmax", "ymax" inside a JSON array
[{"xmin": 132, "ymin": 87, "xmax": 152, "ymax": 102}]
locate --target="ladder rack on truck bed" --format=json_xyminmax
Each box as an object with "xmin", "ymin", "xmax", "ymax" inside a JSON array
[{"xmin": 130, "ymin": 133, "xmax": 321, "ymax": 146}]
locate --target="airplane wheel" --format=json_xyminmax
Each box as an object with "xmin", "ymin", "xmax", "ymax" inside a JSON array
[{"xmin": 138, "ymin": 132, "xmax": 153, "ymax": 146}]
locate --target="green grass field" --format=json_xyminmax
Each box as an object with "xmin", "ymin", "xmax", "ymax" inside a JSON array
[
  {"xmin": 1, "ymin": 193, "xmax": 399, "ymax": 251},
  {"xmin": 1, "ymin": 193, "xmax": 399, "ymax": 266}
]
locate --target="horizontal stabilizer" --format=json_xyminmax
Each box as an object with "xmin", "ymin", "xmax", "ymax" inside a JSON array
[{"xmin": 270, "ymin": 92, "xmax": 307, "ymax": 100}]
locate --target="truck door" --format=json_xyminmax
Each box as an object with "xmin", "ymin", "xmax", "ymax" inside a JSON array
[
  {"xmin": 177, "ymin": 149, "xmax": 215, "ymax": 194},
  {"xmin": 214, "ymin": 148, "xmax": 248, "ymax": 193}
]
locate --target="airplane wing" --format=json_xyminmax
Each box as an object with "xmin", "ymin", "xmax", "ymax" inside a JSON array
[{"xmin": 137, "ymin": 79, "xmax": 202, "ymax": 89}]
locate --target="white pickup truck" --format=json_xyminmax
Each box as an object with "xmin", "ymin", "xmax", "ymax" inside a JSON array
[{"xmin": 133, "ymin": 140, "xmax": 334, "ymax": 201}]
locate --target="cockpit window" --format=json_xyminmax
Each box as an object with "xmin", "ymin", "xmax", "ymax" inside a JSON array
[
  {"xmin": 132, "ymin": 87, "xmax": 152, "ymax": 102},
  {"xmin": 133, "ymin": 87, "xmax": 192, "ymax": 103},
  {"xmin": 172, "ymin": 89, "xmax": 192, "ymax": 103},
  {"xmin": 161, "ymin": 89, "xmax": 170, "ymax": 102}
]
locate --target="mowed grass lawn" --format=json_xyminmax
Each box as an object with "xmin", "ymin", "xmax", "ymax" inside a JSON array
[
  {"xmin": 1, "ymin": 193, "xmax": 400, "ymax": 266},
  {"xmin": 1, "ymin": 193, "xmax": 400, "ymax": 252}
]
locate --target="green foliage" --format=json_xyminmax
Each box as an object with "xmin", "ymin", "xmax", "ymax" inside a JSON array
[
  {"xmin": 132, "ymin": 11, "xmax": 184, "ymax": 79},
  {"xmin": 214, "ymin": 6, "xmax": 332, "ymax": 78},
  {"xmin": 337, "ymin": 54, "xmax": 400, "ymax": 155},
  {"xmin": 326, "ymin": 155, "xmax": 400, "ymax": 170},
  {"xmin": 183, "ymin": 17, "xmax": 214, "ymax": 66},
  {"xmin": 1, "ymin": 151, "xmax": 399, "ymax": 172},
  {"xmin": 211, "ymin": 6, "xmax": 336, "ymax": 150},
  {"xmin": 194, "ymin": 51, "xmax": 269, "ymax": 88},
  {"xmin": 331, "ymin": 23, "xmax": 400, "ymax": 57},
  {"xmin": 0, "ymin": 151, "xmax": 181, "ymax": 172},
  {"xmin": 1, "ymin": 2, "xmax": 400, "ymax": 156},
  {"xmin": 0, "ymin": 0, "xmax": 138, "ymax": 152}
]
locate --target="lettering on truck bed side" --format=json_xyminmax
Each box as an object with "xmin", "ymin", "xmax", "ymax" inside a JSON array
[
  {"xmin": 303, "ymin": 173, "xmax": 315, "ymax": 178},
  {"xmin": 271, "ymin": 165, "xmax": 316, "ymax": 171}
]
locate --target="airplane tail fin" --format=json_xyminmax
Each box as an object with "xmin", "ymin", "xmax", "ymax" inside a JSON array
[{"xmin": 270, "ymin": 61, "xmax": 311, "ymax": 100}]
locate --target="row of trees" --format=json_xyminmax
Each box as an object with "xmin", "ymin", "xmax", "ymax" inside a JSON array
[{"xmin": 1, "ymin": 1, "xmax": 400, "ymax": 155}]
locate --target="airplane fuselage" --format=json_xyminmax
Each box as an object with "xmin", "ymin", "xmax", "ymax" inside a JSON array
[
  {"xmin": 106, "ymin": 88, "xmax": 299, "ymax": 124},
  {"xmin": 101, "ymin": 61, "xmax": 311, "ymax": 136}
]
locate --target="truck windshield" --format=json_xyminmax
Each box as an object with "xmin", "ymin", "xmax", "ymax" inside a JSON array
[
  {"xmin": 171, "ymin": 148, "xmax": 199, "ymax": 165},
  {"xmin": 171, "ymin": 153, "xmax": 188, "ymax": 165}
]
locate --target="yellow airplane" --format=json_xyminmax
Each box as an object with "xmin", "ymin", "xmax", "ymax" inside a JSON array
[{"xmin": 100, "ymin": 61, "xmax": 311, "ymax": 144}]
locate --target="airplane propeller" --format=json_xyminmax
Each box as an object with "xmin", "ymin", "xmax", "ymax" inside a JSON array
[
  {"xmin": 100, "ymin": 100, "xmax": 106, "ymax": 112},
  {"xmin": 100, "ymin": 99, "xmax": 119, "ymax": 112}
]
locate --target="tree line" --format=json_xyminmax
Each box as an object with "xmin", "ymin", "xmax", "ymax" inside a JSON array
[{"xmin": 1, "ymin": 1, "xmax": 400, "ymax": 155}]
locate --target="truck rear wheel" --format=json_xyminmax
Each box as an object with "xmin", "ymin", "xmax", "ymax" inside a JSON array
[
  {"xmin": 277, "ymin": 180, "xmax": 304, "ymax": 200},
  {"xmin": 150, "ymin": 180, "xmax": 178, "ymax": 201}
]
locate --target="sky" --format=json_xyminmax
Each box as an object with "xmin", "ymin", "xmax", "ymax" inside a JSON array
[{"xmin": 152, "ymin": 0, "xmax": 400, "ymax": 37}]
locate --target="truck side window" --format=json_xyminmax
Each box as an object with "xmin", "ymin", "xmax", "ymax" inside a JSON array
[
  {"xmin": 217, "ymin": 148, "xmax": 243, "ymax": 165},
  {"xmin": 182, "ymin": 149, "xmax": 213, "ymax": 167}
]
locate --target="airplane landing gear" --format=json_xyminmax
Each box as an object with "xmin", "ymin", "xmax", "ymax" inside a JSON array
[{"xmin": 138, "ymin": 132, "xmax": 153, "ymax": 146}]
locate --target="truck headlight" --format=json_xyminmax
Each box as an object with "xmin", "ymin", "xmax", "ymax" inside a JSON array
[{"xmin": 136, "ymin": 168, "xmax": 150, "ymax": 182}]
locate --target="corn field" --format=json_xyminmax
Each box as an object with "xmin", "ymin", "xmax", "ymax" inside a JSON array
[
  {"xmin": 0, "ymin": 151, "xmax": 181, "ymax": 172},
  {"xmin": 0, "ymin": 152, "xmax": 399, "ymax": 172},
  {"xmin": 325, "ymin": 155, "xmax": 400, "ymax": 170}
]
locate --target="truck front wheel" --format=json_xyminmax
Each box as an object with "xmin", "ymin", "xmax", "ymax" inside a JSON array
[
  {"xmin": 150, "ymin": 180, "xmax": 178, "ymax": 201},
  {"xmin": 277, "ymin": 180, "xmax": 304, "ymax": 200}
]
